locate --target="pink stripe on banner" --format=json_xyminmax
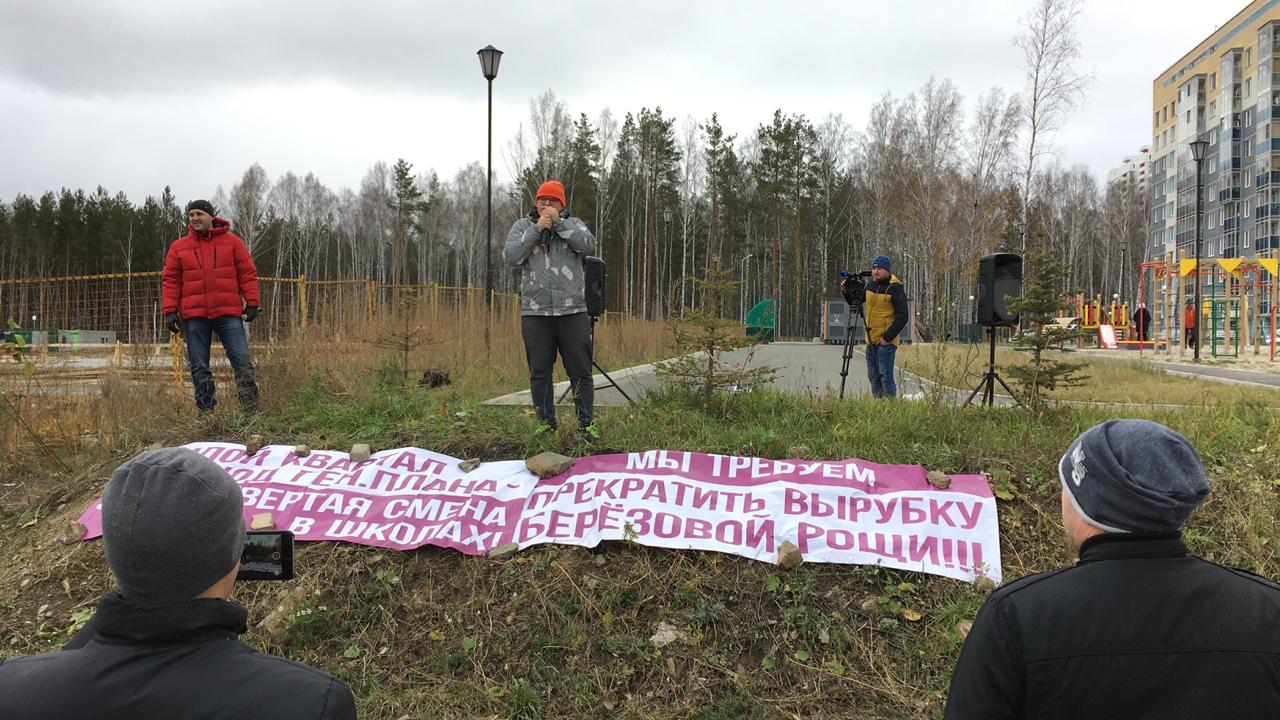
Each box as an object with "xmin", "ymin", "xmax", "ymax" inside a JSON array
[{"xmin": 76, "ymin": 443, "xmax": 1003, "ymax": 583}]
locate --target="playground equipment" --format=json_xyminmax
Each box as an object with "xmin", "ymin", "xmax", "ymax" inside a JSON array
[
  {"xmin": 1139, "ymin": 253, "xmax": 1279, "ymax": 360},
  {"xmin": 1056, "ymin": 295, "xmax": 1167, "ymax": 352}
]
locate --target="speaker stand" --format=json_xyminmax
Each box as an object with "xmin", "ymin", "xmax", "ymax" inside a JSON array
[
  {"xmin": 558, "ymin": 315, "xmax": 635, "ymax": 405},
  {"xmin": 964, "ymin": 326, "xmax": 1021, "ymax": 408}
]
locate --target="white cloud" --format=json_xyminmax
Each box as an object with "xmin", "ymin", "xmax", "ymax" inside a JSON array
[{"xmin": 0, "ymin": 0, "xmax": 1244, "ymax": 201}]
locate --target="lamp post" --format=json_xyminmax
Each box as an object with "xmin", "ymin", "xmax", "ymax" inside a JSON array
[
  {"xmin": 1190, "ymin": 138, "xmax": 1209, "ymax": 362},
  {"xmin": 740, "ymin": 254, "xmax": 753, "ymax": 322},
  {"xmin": 477, "ymin": 44, "xmax": 503, "ymax": 353}
]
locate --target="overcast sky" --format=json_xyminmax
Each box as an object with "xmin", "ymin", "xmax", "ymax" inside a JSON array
[{"xmin": 0, "ymin": 0, "xmax": 1232, "ymax": 204}]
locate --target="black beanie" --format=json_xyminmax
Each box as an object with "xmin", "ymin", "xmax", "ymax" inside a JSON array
[{"xmin": 186, "ymin": 199, "xmax": 216, "ymax": 217}]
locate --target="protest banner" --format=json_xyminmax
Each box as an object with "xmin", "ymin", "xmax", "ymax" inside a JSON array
[{"xmin": 78, "ymin": 443, "xmax": 1002, "ymax": 583}]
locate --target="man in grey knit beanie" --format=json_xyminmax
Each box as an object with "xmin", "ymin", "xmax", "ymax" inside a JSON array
[
  {"xmin": 946, "ymin": 419, "xmax": 1280, "ymax": 719},
  {"xmin": 0, "ymin": 447, "xmax": 357, "ymax": 719},
  {"xmin": 102, "ymin": 447, "xmax": 248, "ymax": 603}
]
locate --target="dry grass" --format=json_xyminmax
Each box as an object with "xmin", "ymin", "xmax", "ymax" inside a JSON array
[{"xmin": 896, "ymin": 342, "xmax": 1280, "ymax": 406}]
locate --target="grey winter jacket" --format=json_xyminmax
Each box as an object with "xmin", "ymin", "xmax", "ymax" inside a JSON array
[{"xmin": 503, "ymin": 209, "xmax": 597, "ymax": 316}]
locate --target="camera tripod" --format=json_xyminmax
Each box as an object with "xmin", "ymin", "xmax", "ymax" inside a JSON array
[
  {"xmin": 557, "ymin": 314, "xmax": 635, "ymax": 405},
  {"xmin": 837, "ymin": 301, "xmax": 873, "ymax": 400},
  {"xmin": 964, "ymin": 326, "xmax": 1020, "ymax": 407}
]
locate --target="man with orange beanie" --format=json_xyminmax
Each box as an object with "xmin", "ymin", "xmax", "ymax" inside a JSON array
[{"xmin": 504, "ymin": 180, "xmax": 599, "ymax": 439}]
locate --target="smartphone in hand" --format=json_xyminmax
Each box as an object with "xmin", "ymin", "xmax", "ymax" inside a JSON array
[{"xmin": 236, "ymin": 530, "xmax": 295, "ymax": 581}]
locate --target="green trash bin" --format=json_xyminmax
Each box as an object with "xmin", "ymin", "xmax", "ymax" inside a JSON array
[
  {"xmin": 746, "ymin": 299, "xmax": 776, "ymax": 343},
  {"xmin": 5, "ymin": 329, "xmax": 33, "ymax": 353}
]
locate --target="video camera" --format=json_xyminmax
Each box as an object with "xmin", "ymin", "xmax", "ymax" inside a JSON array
[{"xmin": 838, "ymin": 269, "xmax": 873, "ymax": 307}]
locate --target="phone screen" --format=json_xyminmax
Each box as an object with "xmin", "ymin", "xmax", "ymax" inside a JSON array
[{"xmin": 236, "ymin": 530, "xmax": 295, "ymax": 581}]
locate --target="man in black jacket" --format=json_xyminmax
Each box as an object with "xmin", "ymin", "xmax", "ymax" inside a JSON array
[
  {"xmin": 1132, "ymin": 303, "xmax": 1152, "ymax": 341},
  {"xmin": 0, "ymin": 448, "xmax": 357, "ymax": 719},
  {"xmin": 945, "ymin": 419, "xmax": 1280, "ymax": 719}
]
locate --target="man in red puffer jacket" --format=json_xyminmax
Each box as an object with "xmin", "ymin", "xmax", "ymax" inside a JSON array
[{"xmin": 162, "ymin": 199, "xmax": 261, "ymax": 412}]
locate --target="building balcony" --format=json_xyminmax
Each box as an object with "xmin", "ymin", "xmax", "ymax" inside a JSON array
[
  {"xmin": 1226, "ymin": 216, "xmax": 1243, "ymax": 231},
  {"xmin": 1257, "ymin": 170, "xmax": 1280, "ymax": 187},
  {"xmin": 1257, "ymin": 204, "xmax": 1280, "ymax": 219},
  {"xmin": 1220, "ymin": 187, "xmax": 1242, "ymax": 202},
  {"xmin": 1260, "ymin": 139, "xmax": 1280, "ymax": 154},
  {"xmin": 1256, "ymin": 235, "xmax": 1280, "ymax": 251}
]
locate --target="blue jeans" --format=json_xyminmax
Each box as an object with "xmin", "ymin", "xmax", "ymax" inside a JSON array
[
  {"xmin": 865, "ymin": 343, "xmax": 897, "ymax": 398},
  {"xmin": 184, "ymin": 316, "xmax": 259, "ymax": 411}
]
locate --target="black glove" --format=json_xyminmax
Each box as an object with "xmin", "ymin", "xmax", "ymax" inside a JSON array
[
  {"xmin": 241, "ymin": 306, "xmax": 260, "ymax": 322},
  {"xmin": 164, "ymin": 313, "xmax": 182, "ymax": 334}
]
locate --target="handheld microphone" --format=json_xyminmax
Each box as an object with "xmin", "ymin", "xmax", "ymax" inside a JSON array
[{"xmin": 539, "ymin": 228, "xmax": 552, "ymax": 247}]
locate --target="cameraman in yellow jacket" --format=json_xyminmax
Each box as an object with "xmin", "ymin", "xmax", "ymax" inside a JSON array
[{"xmin": 863, "ymin": 255, "xmax": 908, "ymax": 398}]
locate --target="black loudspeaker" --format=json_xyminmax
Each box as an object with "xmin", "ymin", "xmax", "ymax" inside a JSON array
[
  {"xmin": 583, "ymin": 256, "xmax": 605, "ymax": 318},
  {"xmin": 977, "ymin": 253, "xmax": 1022, "ymax": 327}
]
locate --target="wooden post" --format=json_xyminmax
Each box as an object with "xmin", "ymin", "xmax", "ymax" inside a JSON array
[
  {"xmin": 1251, "ymin": 264, "xmax": 1261, "ymax": 355},
  {"xmin": 170, "ymin": 332, "xmax": 186, "ymax": 394},
  {"xmin": 298, "ymin": 275, "xmax": 308, "ymax": 334},
  {"xmin": 1175, "ymin": 251, "xmax": 1184, "ymax": 356},
  {"xmin": 1077, "ymin": 293, "xmax": 1085, "ymax": 349},
  {"xmin": 366, "ymin": 278, "xmax": 375, "ymax": 323}
]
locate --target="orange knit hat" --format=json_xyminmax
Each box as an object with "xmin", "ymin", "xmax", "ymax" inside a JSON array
[{"xmin": 535, "ymin": 180, "xmax": 566, "ymax": 205}]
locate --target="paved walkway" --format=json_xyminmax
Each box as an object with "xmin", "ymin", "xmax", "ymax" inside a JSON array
[
  {"xmin": 485, "ymin": 342, "xmax": 951, "ymax": 407},
  {"xmin": 486, "ymin": 341, "xmax": 1280, "ymax": 409}
]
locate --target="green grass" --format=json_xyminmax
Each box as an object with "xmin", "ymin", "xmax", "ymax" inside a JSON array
[{"xmin": 2, "ymin": 375, "xmax": 1278, "ymax": 719}]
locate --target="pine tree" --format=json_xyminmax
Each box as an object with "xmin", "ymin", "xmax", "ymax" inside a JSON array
[
  {"xmin": 389, "ymin": 159, "xmax": 426, "ymax": 285},
  {"xmin": 1003, "ymin": 241, "xmax": 1088, "ymax": 411},
  {"xmin": 657, "ymin": 267, "xmax": 775, "ymax": 408}
]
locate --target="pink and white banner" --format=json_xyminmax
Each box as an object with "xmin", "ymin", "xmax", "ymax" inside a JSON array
[{"xmin": 78, "ymin": 443, "xmax": 1002, "ymax": 583}]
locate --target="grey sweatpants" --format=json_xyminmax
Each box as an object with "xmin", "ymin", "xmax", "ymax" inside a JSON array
[{"xmin": 521, "ymin": 312, "xmax": 593, "ymax": 428}]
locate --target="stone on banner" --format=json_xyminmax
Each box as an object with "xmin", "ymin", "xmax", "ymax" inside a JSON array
[
  {"xmin": 350, "ymin": 444, "xmax": 372, "ymax": 462},
  {"xmin": 526, "ymin": 452, "xmax": 574, "ymax": 478},
  {"xmin": 245, "ymin": 435, "xmax": 265, "ymax": 457}
]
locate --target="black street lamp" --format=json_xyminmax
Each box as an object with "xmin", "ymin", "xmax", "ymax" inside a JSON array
[
  {"xmin": 1190, "ymin": 138, "xmax": 1209, "ymax": 362},
  {"xmin": 478, "ymin": 45, "xmax": 503, "ymax": 352}
]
